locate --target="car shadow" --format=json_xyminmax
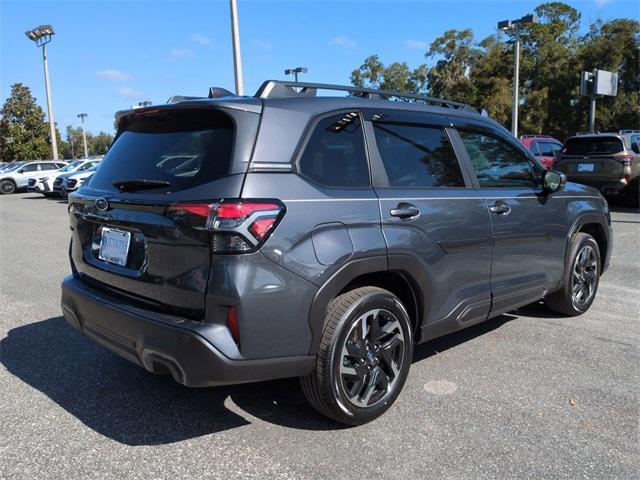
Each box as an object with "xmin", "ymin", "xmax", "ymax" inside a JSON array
[
  {"xmin": 19, "ymin": 194, "xmax": 48, "ymax": 200},
  {"xmin": 2, "ymin": 310, "xmax": 528, "ymax": 444}
]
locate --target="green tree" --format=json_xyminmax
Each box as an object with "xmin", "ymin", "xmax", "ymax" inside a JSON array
[
  {"xmin": 579, "ymin": 18, "xmax": 640, "ymax": 132},
  {"xmin": 90, "ymin": 132, "xmax": 114, "ymax": 155},
  {"xmin": 351, "ymin": 54, "xmax": 428, "ymax": 95},
  {"xmin": 0, "ymin": 83, "xmax": 53, "ymax": 162},
  {"xmin": 426, "ymin": 29, "xmax": 479, "ymax": 105}
]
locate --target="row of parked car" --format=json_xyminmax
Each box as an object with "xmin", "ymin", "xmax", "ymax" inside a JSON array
[
  {"xmin": 522, "ymin": 130, "xmax": 640, "ymax": 207},
  {"xmin": 0, "ymin": 156, "xmax": 103, "ymax": 197}
]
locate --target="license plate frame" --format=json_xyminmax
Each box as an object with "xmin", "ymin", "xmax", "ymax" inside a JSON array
[
  {"xmin": 577, "ymin": 163, "xmax": 595, "ymax": 172},
  {"xmin": 99, "ymin": 227, "xmax": 131, "ymax": 267}
]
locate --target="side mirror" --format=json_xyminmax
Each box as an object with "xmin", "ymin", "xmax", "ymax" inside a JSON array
[
  {"xmin": 544, "ymin": 170, "xmax": 566, "ymax": 193},
  {"xmin": 17, "ymin": 169, "xmax": 24, "ymax": 174}
]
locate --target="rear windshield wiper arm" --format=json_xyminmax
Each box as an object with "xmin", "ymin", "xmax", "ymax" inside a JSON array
[{"xmin": 113, "ymin": 179, "xmax": 171, "ymax": 192}]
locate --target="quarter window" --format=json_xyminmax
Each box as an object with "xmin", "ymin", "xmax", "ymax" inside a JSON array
[
  {"xmin": 459, "ymin": 130, "xmax": 542, "ymax": 188},
  {"xmin": 373, "ymin": 123, "xmax": 464, "ymax": 187},
  {"xmin": 298, "ymin": 112, "xmax": 369, "ymax": 188}
]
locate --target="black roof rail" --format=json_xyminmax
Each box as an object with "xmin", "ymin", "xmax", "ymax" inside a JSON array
[{"xmin": 255, "ymin": 80, "xmax": 476, "ymax": 112}]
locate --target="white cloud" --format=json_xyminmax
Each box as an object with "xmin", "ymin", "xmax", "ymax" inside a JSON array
[
  {"xmin": 403, "ymin": 40, "xmax": 430, "ymax": 50},
  {"xmin": 329, "ymin": 35, "xmax": 357, "ymax": 48},
  {"xmin": 95, "ymin": 69, "xmax": 132, "ymax": 82},
  {"xmin": 118, "ymin": 86, "xmax": 143, "ymax": 99},
  {"xmin": 189, "ymin": 33, "xmax": 211, "ymax": 45},
  {"xmin": 169, "ymin": 48, "xmax": 194, "ymax": 59},
  {"xmin": 252, "ymin": 39, "xmax": 272, "ymax": 50}
]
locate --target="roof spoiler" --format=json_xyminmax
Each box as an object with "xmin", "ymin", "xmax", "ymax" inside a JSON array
[{"xmin": 166, "ymin": 87, "xmax": 237, "ymax": 104}]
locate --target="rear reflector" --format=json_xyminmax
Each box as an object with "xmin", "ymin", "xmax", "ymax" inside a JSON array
[{"xmin": 226, "ymin": 306, "xmax": 240, "ymax": 344}]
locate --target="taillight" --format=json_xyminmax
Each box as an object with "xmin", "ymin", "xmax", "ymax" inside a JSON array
[
  {"xmin": 616, "ymin": 155, "xmax": 633, "ymax": 166},
  {"xmin": 167, "ymin": 200, "xmax": 284, "ymax": 253}
]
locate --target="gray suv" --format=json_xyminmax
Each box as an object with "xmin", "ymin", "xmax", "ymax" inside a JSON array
[{"xmin": 61, "ymin": 81, "xmax": 612, "ymax": 425}]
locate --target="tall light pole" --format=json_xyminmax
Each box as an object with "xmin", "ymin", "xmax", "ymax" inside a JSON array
[
  {"xmin": 25, "ymin": 25, "xmax": 59, "ymax": 160},
  {"xmin": 498, "ymin": 14, "xmax": 538, "ymax": 138},
  {"xmin": 285, "ymin": 67, "xmax": 308, "ymax": 82},
  {"xmin": 229, "ymin": 0, "xmax": 244, "ymax": 95},
  {"xmin": 77, "ymin": 113, "xmax": 89, "ymax": 158}
]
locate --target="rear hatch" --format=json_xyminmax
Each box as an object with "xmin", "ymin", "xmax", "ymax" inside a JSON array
[
  {"xmin": 556, "ymin": 136, "xmax": 627, "ymax": 179},
  {"xmin": 68, "ymin": 105, "xmax": 260, "ymax": 318}
]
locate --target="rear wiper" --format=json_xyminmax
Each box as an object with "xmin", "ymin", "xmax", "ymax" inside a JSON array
[{"xmin": 113, "ymin": 179, "xmax": 171, "ymax": 192}]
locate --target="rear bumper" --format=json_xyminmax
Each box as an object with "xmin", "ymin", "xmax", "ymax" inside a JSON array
[
  {"xmin": 566, "ymin": 176, "xmax": 636, "ymax": 196},
  {"xmin": 61, "ymin": 275, "xmax": 315, "ymax": 387}
]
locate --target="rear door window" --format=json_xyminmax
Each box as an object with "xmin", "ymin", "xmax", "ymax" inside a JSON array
[
  {"xmin": 538, "ymin": 142, "xmax": 562, "ymax": 157},
  {"xmin": 372, "ymin": 123, "xmax": 465, "ymax": 187},
  {"xmin": 298, "ymin": 112, "xmax": 370, "ymax": 188},
  {"xmin": 563, "ymin": 137, "xmax": 624, "ymax": 156},
  {"xmin": 90, "ymin": 109, "xmax": 234, "ymax": 193}
]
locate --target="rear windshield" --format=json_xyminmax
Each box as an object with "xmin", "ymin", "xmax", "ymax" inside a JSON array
[
  {"xmin": 562, "ymin": 137, "xmax": 624, "ymax": 156},
  {"xmin": 89, "ymin": 109, "xmax": 234, "ymax": 193}
]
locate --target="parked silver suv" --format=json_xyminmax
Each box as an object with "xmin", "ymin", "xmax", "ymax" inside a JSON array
[
  {"xmin": 556, "ymin": 130, "xmax": 640, "ymax": 207},
  {"xmin": 0, "ymin": 160, "xmax": 67, "ymax": 194}
]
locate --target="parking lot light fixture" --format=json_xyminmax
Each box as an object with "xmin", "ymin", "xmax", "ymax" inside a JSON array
[
  {"xmin": 77, "ymin": 113, "xmax": 89, "ymax": 158},
  {"xmin": 498, "ymin": 14, "xmax": 538, "ymax": 138},
  {"xmin": 284, "ymin": 67, "xmax": 308, "ymax": 82},
  {"xmin": 25, "ymin": 24, "xmax": 59, "ymax": 160}
]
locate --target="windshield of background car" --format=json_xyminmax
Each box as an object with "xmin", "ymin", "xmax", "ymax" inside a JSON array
[
  {"xmin": 58, "ymin": 160, "xmax": 84, "ymax": 172},
  {"xmin": 2, "ymin": 162, "xmax": 26, "ymax": 173},
  {"xmin": 563, "ymin": 137, "xmax": 624, "ymax": 156},
  {"xmin": 89, "ymin": 109, "xmax": 234, "ymax": 193}
]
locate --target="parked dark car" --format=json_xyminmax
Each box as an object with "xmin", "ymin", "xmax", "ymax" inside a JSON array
[
  {"xmin": 555, "ymin": 131, "xmax": 640, "ymax": 207},
  {"xmin": 61, "ymin": 81, "xmax": 612, "ymax": 425}
]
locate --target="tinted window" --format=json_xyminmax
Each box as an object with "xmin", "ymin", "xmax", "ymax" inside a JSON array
[
  {"xmin": 21, "ymin": 164, "xmax": 38, "ymax": 172},
  {"xmin": 298, "ymin": 112, "xmax": 369, "ymax": 188},
  {"xmin": 90, "ymin": 109, "xmax": 234, "ymax": 193},
  {"xmin": 40, "ymin": 163, "xmax": 57, "ymax": 171},
  {"xmin": 538, "ymin": 141, "xmax": 562, "ymax": 157},
  {"xmin": 459, "ymin": 130, "xmax": 542, "ymax": 188},
  {"xmin": 563, "ymin": 137, "xmax": 624, "ymax": 156},
  {"xmin": 373, "ymin": 123, "xmax": 464, "ymax": 187},
  {"xmin": 529, "ymin": 141, "xmax": 541, "ymax": 155}
]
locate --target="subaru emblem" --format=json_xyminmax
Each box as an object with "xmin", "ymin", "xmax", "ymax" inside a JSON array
[{"xmin": 95, "ymin": 198, "xmax": 109, "ymax": 211}]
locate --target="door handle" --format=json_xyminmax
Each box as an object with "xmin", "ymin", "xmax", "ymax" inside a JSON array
[
  {"xmin": 489, "ymin": 200, "xmax": 511, "ymax": 216},
  {"xmin": 390, "ymin": 203, "xmax": 420, "ymax": 219}
]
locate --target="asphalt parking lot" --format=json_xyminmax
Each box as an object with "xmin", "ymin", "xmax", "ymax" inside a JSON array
[{"xmin": 0, "ymin": 192, "xmax": 638, "ymax": 480}]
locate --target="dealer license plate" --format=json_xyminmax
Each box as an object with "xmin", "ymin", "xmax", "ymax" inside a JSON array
[{"xmin": 99, "ymin": 227, "xmax": 131, "ymax": 266}]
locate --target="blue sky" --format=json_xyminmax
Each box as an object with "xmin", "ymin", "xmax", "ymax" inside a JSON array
[{"xmin": 1, "ymin": 0, "xmax": 637, "ymax": 135}]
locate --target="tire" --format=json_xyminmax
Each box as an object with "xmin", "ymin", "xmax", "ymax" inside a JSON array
[
  {"xmin": 300, "ymin": 286, "xmax": 413, "ymax": 425},
  {"xmin": 0, "ymin": 179, "xmax": 16, "ymax": 195},
  {"xmin": 545, "ymin": 233, "xmax": 601, "ymax": 316}
]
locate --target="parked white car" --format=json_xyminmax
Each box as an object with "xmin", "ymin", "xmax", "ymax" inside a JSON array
[
  {"xmin": 64, "ymin": 162, "xmax": 101, "ymax": 194},
  {"xmin": 0, "ymin": 161, "xmax": 67, "ymax": 194},
  {"xmin": 27, "ymin": 160, "xmax": 89, "ymax": 197},
  {"xmin": 53, "ymin": 159, "xmax": 101, "ymax": 197}
]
